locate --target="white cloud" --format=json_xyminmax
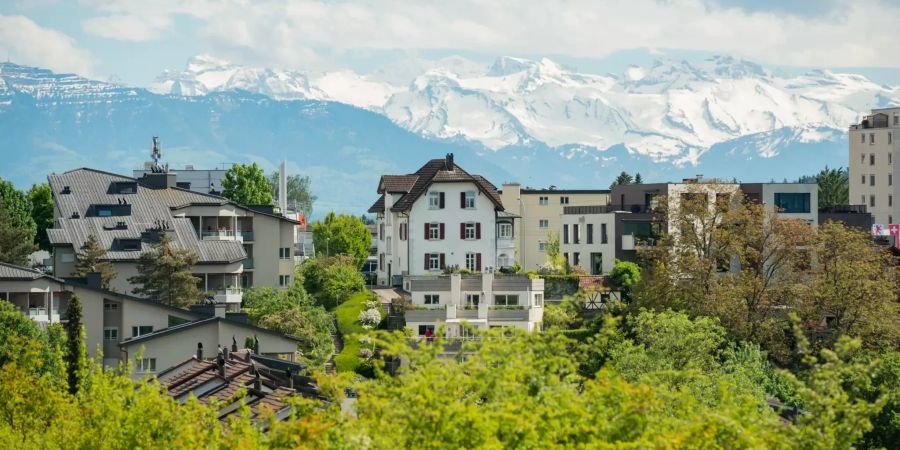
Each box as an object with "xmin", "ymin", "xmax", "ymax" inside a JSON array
[
  {"xmin": 81, "ymin": 13, "xmax": 171, "ymax": 42},
  {"xmin": 77, "ymin": 0, "xmax": 900, "ymax": 69},
  {"xmin": 0, "ymin": 15, "xmax": 93, "ymax": 74}
]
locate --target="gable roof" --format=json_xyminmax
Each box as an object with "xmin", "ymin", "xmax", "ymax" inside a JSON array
[
  {"xmin": 118, "ymin": 316, "xmax": 301, "ymax": 347},
  {"xmin": 372, "ymin": 157, "xmax": 504, "ymax": 213},
  {"xmin": 0, "ymin": 262, "xmax": 61, "ymax": 281}
]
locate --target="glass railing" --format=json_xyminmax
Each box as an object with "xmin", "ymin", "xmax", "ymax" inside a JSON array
[{"xmin": 238, "ymin": 230, "xmax": 254, "ymax": 241}]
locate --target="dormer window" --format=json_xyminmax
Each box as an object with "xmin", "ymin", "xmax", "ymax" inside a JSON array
[
  {"xmin": 112, "ymin": 181, "xmax": 138, "ymax": 194},
  {"xmin": 115, "ymin": 238, "xmax": 141, "ymax": 251},
  {"xmin": 89, "ymin": 204, "xmax": 131, "ymax": 217}
]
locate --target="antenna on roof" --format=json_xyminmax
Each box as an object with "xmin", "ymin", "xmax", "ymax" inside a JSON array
[{"xmin": 150, "ymin": 136, "xmax": 168, "ymax": 173}]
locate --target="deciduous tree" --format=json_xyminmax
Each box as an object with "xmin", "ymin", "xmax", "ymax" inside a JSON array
[
  {"xmin": 221, "ymin": 163, "xmax": 273, "ymax": 205},
  {"xmin": 268, "ymin": 172, "xmax": 316, "ymax": 215},
  {"xmin": 311, "ymin": 212, "xmax": 370, "ymax": 267},
  {"xmin": 26, "ymin": 183, "xmax": 54, "ymax": 251}
]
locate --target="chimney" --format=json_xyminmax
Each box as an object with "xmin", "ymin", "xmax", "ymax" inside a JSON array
[
  {"xmin": 253, "ymin": 370, "xmax": 262, "ymax": 391},
  {"xmin": 231, "ymin": 335, "xmax": 238, "ymax": 353},
  {"xmin": 196, "ymin": 342, "xmax": 204, "ymax": 360},
  {"xmin": 278, "ymin": 160, "xmax": 288, "ymax": 213},
  {"xmin": 217, "ymin": 352, "xmax": 226, "ymax": 377},
  {"xmin": 222, "ymin": 346, "xmax": 229, "ymax": 361},
  {"xmin": 445, "ymin": 153, "xmax": 454, "ymax": 170},
  {"xmin": 285, "ymin": 369, "xmax": 294, "ymax": 389}
]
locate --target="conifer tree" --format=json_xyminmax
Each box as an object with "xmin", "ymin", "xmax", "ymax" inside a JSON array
[
  {"xmin": 127, "ymin": 233, "xmax": 201, "ymax": 308},
  {"xmin": 63, "ymin": 294, "xmax": 86, "ymax": 395},
  {"xmin": 72, "ymin": 234, "xmax": 116, "ymax": 289}
]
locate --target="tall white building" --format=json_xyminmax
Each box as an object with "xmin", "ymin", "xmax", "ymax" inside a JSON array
[
  {"xmin": 849, "ymin": 108, "xmax": 900, "ymax": 225},
  {"xmin": 368, "ymin": 154, "xmax": 514, "ymax": 286}
]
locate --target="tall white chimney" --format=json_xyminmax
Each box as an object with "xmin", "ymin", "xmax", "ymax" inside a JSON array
[{"xmin": 278, "ymin": 161, "xmax": 288, "ymax": 213}]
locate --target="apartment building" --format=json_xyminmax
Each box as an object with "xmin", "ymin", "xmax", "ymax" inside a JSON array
[
  {"xmin": 559, "ymin": 206, "xmax": 617, "ymax": 274},
  {"xmin": 404, "ymin": 272, "xmax": 545, "ymax": 336},
  {"xmin": 499, "ymin": 183, "xmax": 610, "ymax": 270},
  {"xmin": 849, "ymin": 107, "xmax": 900, "ymax": 225},
  {"xmin": 0, "ymin": 262, "xmax": 298, "ymax": 371},
  {"xmin": 368, "ymin": 154, "xmax": 513, "ymax": 286},
  {"xmin": 46, "ymin": 168, "xmax": 300, "ymax": 307}
]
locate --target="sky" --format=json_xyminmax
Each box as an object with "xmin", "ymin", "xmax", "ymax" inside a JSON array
[{"xmin": 3, "ymin": 0, "xmax": 900, "ymax": 86}]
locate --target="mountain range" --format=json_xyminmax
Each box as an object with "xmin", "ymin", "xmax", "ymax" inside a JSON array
[{"xmin": 2, "ymin": 54, "xmax": 898, "ymax": 216}]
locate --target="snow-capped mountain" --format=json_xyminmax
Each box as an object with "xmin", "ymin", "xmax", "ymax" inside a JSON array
[{"xmin": 152, "ymin": 54, "xmax": 900, "ymax": 165}]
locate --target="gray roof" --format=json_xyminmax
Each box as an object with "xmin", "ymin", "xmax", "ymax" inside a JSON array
[
  {"xmin": 0, "ymin": 262, "xmax": 61, "ymax": 281},
  {"xmin": 47, "ymin": 168, "xmax": 246, "ymax": 263},
  {"xmin": 118, "ymin": 316, "xmax": 301, "ymax": 346}
]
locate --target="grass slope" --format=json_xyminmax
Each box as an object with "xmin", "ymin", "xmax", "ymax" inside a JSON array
[{"xmin": 334, "ymin": 291, "xmax": 372, "ymax": 373}]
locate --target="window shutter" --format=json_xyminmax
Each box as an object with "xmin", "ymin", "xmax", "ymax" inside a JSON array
[
  {"xmin": 460, "ymin": 192, "xmax": 466, "ymax": 208},
  {"xmin": 439, "ymin": 223, "xmax": 445, "ymax": 239},
  {"xmin": 476, "ymin": 222, "xmax": 481, "ymax": 239},
  {"xmin": 424, "ymin": 253, "xmax": 430, "ymax": 270},
  {"xmin": 439, "ymin": 192, "xmax": 445, "ymax": 209},
  {"xmin": 424, "ymin": 223, "xmax": 429, "ymax": 240},
  {"xmin": 439, "ymin": 253, "xmax": 445, "ymax": 269},
  {"xmin": 476, "ymin": 253, "xmax": 482, "ymax": 271},
  {"xmin": 460, "ymin": 222, "xmax": 465, "ymax": 239}
]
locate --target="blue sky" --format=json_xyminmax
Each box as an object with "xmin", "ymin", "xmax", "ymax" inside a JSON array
[{"xmin": 3, "ymin": 0, "xmax": 900, "ymax": 85}]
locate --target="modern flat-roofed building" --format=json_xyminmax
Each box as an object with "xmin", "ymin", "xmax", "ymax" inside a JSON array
[
  {"xmin": 849, "ymin": 107, "xmax": 900, "ymax": 225},
  {"xmin": 499, "ymin": 183, "xmax": 610, "ymax": 270},
  {"xmin": 559, "ymin": 206, "xmax": 617, "ymax": 275}
]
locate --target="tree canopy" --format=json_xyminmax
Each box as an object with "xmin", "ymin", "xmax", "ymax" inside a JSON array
[
  {"xmin": 0, "ymin": 178, "xmax": 36, "ymax": 265},
  {"xmin": 127, "ymin": 233, "xmax": 201, "ymax": 307},
  {"xmin": 268, "ymin": 172, "xmax": 316, "ymax": 215},
  {"xmin": 27, "ymin": 183, "xmax": 54, "ymax": 251},
  {"xmin": 799, "ymin": 166, "xmax": 848, "ymax": 209},
  {"xmin": 221, "ymin": 163, "xmax": 274, "ymax": 206},
  {"xmin": 72, "ymin": 234, "xmax": 116, "ymax": 289},
  {"xmin": 311, "ymin": 212, "xmax": 371, "ymax": 267}
]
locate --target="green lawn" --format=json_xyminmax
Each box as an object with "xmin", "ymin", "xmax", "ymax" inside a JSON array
[{"xmin": 333, "ymin": 291, "xmax": 372, "ymax": 373}]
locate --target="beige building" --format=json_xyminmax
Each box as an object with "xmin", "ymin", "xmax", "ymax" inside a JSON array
[
  {"xmin": 499, "ymin": 184, "xmax": 610, "ymax": 270},
  {"xmin": 47, "ymin": 167, "xmax": 300, "ymax": 309},
  {"xmin": 849, "ymin": 108, "xmax": 900, "ymax": 225}
]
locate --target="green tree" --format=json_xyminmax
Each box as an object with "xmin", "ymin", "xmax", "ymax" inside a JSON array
[
  {"xmin": 801, "ymin": 166, "xmax": 848, "ymax": 209},
  {"xmin": 609, "ymin": 259, "xmax": 641, "ymax": 301},
  {"xmin": 0, "ymin": 178, "xmax": 36, "ymax": 264},
  {"xmin": 72, "ymin": 234, "xmax": 116, "ymax": 289},
  {"xmin": 299, "ymin": 255, "xmax": 366, "ymax": 309},
  {"xmin": 543, "ymin": 230, "xmax": 566, "ymax": 273},
  {"xmin": 221, "ymin": 163, "xmax": 273, "ymax": 206},
  {"xmin": 127, "ymin": 233, "xmax": 201, "ymax": 307},
  {"xmin": 0, "ymin": 301, "xmax": 65, "ymax": 385},
  {"xmin": 609, "ymin": 171, "xmax": 634, "ymax": 189},
  {"xmin": 634, "ymin": 173, "xmax": 643, "ymax": 184},
  {"xmin": 63, "ymin": 295, "xmax": 86, "ymax": 395},
  {"xmin": 311, "ymin": 212, "xmax": 371, "ymax": 267},
  {"xmin": 268, "ymin": 172, "xmax": 316, "ymax": 215},
  {"xmin": 27, "ymin": 183, "xmax": 54, "ymax": 251}
]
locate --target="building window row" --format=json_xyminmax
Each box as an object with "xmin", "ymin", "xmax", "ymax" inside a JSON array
[
  {"xmin": 427, "ymin": 191, "xmax": 478, "ymax": 209},
  {"xmin": 425, "ymin": 253, "xmax": 445, "ymax": 271},
  {"xmin": 464, "ymin": 252, "xmax": 482, "ymax": 271}
]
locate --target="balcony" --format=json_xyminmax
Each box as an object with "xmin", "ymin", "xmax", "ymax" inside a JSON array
[
  {"xmin": 487, "ymin": 308, "xmax": 529, "ymax": 321},
  {"xmin": 237, "ymin": 230, "xmax": 254, "ymax": 241},
  {"xmin": 243, "ymin": 258, "xmax": 254, "ymax": 270},
  {"xmin": 202, "ymin": 229, "xmax": 243, "ymax": 242},
  {"xmin": 621, "ymin": 234, "xmax": 658, "ymax": 251},
  {"xmin": 213, "ymin": 288, "xmax": 243, "ymax": 305}
]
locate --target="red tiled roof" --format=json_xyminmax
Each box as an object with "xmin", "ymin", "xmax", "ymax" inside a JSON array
[{"xmin": 379, "ymin": 158, "xmax": 504, "ymax": 213}]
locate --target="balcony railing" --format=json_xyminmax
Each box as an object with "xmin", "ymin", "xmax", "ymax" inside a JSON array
[
  {"xmin": 238, "ymin": 230, "xmax": 254, "ymax": 241},
  {"xmin": 243, "ymin": 258, "xmax": 254, "ymax": 270},
  {"xmin": 213, "ymin": 288, "xmax": 243, "ymax": 304},
  {"xmin": 201, "ymin": 230, "xmax": 243, "ymax": 242}
]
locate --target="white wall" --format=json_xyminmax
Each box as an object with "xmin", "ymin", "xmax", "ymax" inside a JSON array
[{"xmin": 559, "ymin": 213, "xmax": 616, "ymax": 274}]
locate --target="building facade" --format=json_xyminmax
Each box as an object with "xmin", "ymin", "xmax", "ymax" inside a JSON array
[
  {"xmin": 368, "ymin": 155, "xmax": 513, "ymax": 286},
  {"xmin": 499, "ymin": 183, "xmax": 610, "ymax": 270},
  {"xmin": 849, "ymin": 107, "xmax": 900, "ymax": 225},
  {"xmin": 559, "ymin": 206, "xmax": 617, "ymax": 275}
]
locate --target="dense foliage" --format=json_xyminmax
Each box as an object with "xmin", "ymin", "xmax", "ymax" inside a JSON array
[
  {"xmin": 334, "ymin": 291, "xmax": 380, "ymax": 375},
  {"xmin": 268, "ymin": 171, "xmax": 316, "ymax": 216},
  {"xmin": 311, "ymin": 212, "xmax": 371, "ymax": 267},
  {"xmin": 221, "ymin": 162, "xmax": 274, "ymax": 206},
  {"xmin": 799, "ymin": 166, "xmax": 848, "ymax": 209},
  {"xmin": 72, "ymin": 234, "xmax": 116, "ymax": 288},
  {"xmin": 127, "ymin": 233, "xmax": 201, "ymax": 307},
  {"xmin": 0, "ymin": 177, "xmax": 36, "ymax": 265},
  {"xmin": 299, "ymin": 255, "xmax": 366, "ymax": 310},
  {"xmin": 26, "ymin": 183, "xmax": 54, "ymax": 251}
]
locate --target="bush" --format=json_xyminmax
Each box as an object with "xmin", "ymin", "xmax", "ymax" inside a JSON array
[{"xmin": 299, "ymin": 255, "xmax": 365, "ymax": 310}]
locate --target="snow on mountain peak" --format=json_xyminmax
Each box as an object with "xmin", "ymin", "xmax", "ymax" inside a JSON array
[
  {"xmin": 487, "ymin": 56, "xmax": 536, "ymax": 76},
  {"xmin": 186, "ymin": 54, "xmax": 232, "ymax": 73}
]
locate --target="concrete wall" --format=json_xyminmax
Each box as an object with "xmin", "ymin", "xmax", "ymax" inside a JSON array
[
  {"xmin": 559, "ymin": 213, "xmax": 616, "ymax": 274},
  {"xmin": 761, "ymin": 183, "xmax": 818, "ymax": 225},
  {"xmin": 849, "ymin": 108, "xmax": 900, "ymax": 225},
  {"xmin": 500, "ymin": 184, "xmax": 611, "ymax": 270}
]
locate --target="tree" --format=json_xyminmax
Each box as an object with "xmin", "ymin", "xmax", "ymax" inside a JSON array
[
  {"xmin": 609, "ymin": 259, "xmax": 641, "ymax": 301},
  {"xmin": 0, "ymin": 301, "xmax": 65, "ymax": 385},
  {"xmin": 221, "ymin": 163, "xmax": 273, "ymax": 206},
  {"xmin": 0, "ymin": 201, "xmax": 36, "ymax": 265},
  {"xmin": 27, "ymin": 183, "xmax": 54, "ymax": 251},
  {"xmin": 72, "ymin": 234, "xmax": 116, "ymax": 289},
  {"xmin": 127, "ymin": 233, "xmax": 201, "ymax": 307},
  {"xmin": 0, "ymin": 178, "xmax": 36, "ymax": 264},
  {"xmin": 543, "ymin": 230, "xmax": 566, "ymax": 273},
  {"xmin": 634, "ymin": 173, "xmax": 643, "ymax": 184},
  {"xmin": 803, "ymin": 221, "xmax": 899, "ymax": 349},
  {"xmin": 268, "ymin": 172, "xmax": 316, "ymax": 215},
  {"xmin": 299, "ymin": 255, "xmax": 365, "ymax": 309},
  {"xmin": 311, "ymin": 212, "xmax": 371, "ymax": 267},
  {"xmin": 609, "ymin": 171, "xmax": 634, "ymax": 189},
  {"xmin": 801, "ymin": 166, "xmax": 848, "ymax": 209},
  {"xmin": 63, "ymin": 295, "xmax": 86, "ymax": 395}
]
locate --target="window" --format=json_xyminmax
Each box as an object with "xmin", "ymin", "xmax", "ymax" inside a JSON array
[
  {"xmin": 463, "ymin": 191, "xmax": 475, "ymax": 209},
  {"xmin": 895, "ymin": 115, "xmax": 899, "ymax": 125},
  {"xmin": 135, "ymin": 358, "xmax": 156, "ymax": 372},
  {"xmin": 773, "ymin": 193, "xmax": 811, "ymax": 213},
  {"xmin": 279, "ymin": 247, "xmax": 291, "ymax": 259},
  {"xmin": 132, "ymin": 326, "xmax": 153, "ymax": 337},
  {"xmin": 464, "ymin": 222, "xmax": 476, "ymax": 240},
  {"xmin": 861, "ymin": 153, "xmax": 866, "ymax": 163},
  {"xmin": 890, "ymin": 132, "xmax": 893, "ymax": 144},
  {"xmin": 601, "ymin": 223, "xmax": 608, "ymax": 244},
  {"xmin": 428, "ymin": 223, "xmax": 441, "ymax": 240},
  {"xmin": 870, "ymin": 195, "xmax": 876, "ymax": 207},
  {"xmin": 861, "ymin": 133, "xmax": 866, "ymax": 143},
  {"xmin": 103, "ymin": 328, "xmax": 118, "ymax": 341},
  {"xmin": 560, "ymin": 196, "xmax": 570, "ymax": 205},
  {"xmin": 424, "ymin": 294, "xmax": 440, "ymax": 305},
  {"xmin": 871, "ymin": 174, "xmax": 876, "ymax": 186},
  {"xmin": 890, "ymin": 215, "xmax": 894, "ymax": 224},
  {"xmin": 862, "ymin": 195, "xmax": 866, "ymax": 205},
  {"xmin": 465, "ymin": 253, "xmax": 477, "ymax": 271},
  {"xmin": 379, "ymin": 253, "xmax": 384, "ymax": 271},
  {"xmin": 890, "ymin": 195, "xmax": 894, "ymax": 207},
  {"xmin": 279, "ymin": 275, "xmax": 290, "ymax": 286},
  {"xmin": 386, "ymin": 237, "xmax": 392, "ymax": 255},
  {"xmin": 417, "ymin": 325, "xmax": 435, "ymax": 336},
  {"xmin": 870, "ymin": 133, "xmax": 876, "ymax": 144},
  {"xmin": 538, "ymin": 241, "xmax": 547, "ymax": 252},
  {"xmin": 563, "ymin": 224, "xmax": 569, "ymax": 244},
  {"xmin": 98, "ymin": 208, "xmax": 112, "ymax": 217},
  {"xmin": 113, "ymin": 181, "xmax": 137, "ymax": 194},
  {"xmin": 573, "ymin": 224, "xmax": 580, "ymax": 244},
  {"xmin": 871, "ymin": 154, "xmax": 876, "ymax": 165},
  {"xmin": 498, "ymin": 253, "xmax": 509, "ymax": 267},
  {"xmin": 890, "ymin": 153, "xmax": 893, "ymax": 164},
  {"xmin": 862, "ymin": 174, "xmax": 867, "ymax": 185},
  {"xmin": 103, "ymin": 302, "xmax": 118, "ymax": 312},
  {"xmin": 587, "ymin": 224, "xmax": 594, "ymax": 244},
  {"xmin": 538, "ymin": 219, "xmax": 549, "ymax": 229},
  {"xmin": 573, "ymin": 252, "xmax": 580, "ymax": 266},
  {"xmin": 533, "ymin": 293, "xmax": 544, "ymax": 307},
  {"xmin": 494, "ymin": 294, "xmax": 519, "ymax": 306},
  {"xmin": 539, "ymin": 196, "xmax": 548, "ymax": 205},
  {"xmin": 429, "ymin": 192, "xmax": 443, "ymax": 209},
  {"xmin": 400, "ymin": 223, "xmax": 407, "ymax": 241},
  {"xmin": 428, "ymin": 253, "xmax": 440, "ymax": 270},
  {"xmin": 61, "ymin": 252, "xmax": 75, "ymax": 263},
  {"xmin": 498, "ymin": 223, "xmax": 512, "ymax": 239},
  {"xmin": 117, "ymin": 238, "xmax": 141, "ymax": 251},
  {"xmin": 379, "ymin": 222, "xmax": 384, "ymax": 241},
  {"xmin": 465, "ymin": 294, "xmax": 480, "ymax": 307},
  {"xmin": 890, "ymin": 174, "xmax": 893, "ymax": 186}
]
